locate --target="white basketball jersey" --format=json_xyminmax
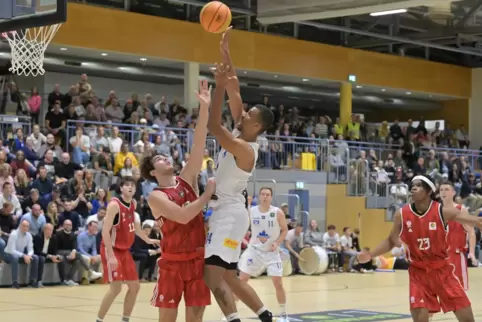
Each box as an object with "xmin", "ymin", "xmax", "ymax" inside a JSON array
[
  {"xmin": 211, "ymin": 129, "xmax": 258, "ymax": 208},
  {"xmin": 249, "ymin": 205, "xmax": 280, "ymax": 252}
]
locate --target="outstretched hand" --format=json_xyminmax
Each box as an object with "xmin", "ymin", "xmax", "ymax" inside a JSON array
[
  {"xmin": 210, "ymin": 63, "xmax": 237, "ymax": 87},
  {"xmin": 220, "ymin": 26, "xmax": 233, "ymax": 57},
  {"xmin": 195, "ymin": 79, "xmax": 212, "ymax": 107}
]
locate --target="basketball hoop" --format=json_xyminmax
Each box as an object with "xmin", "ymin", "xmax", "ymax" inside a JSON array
[{"xmin": 1, "ymin": 24, "xmax": 62, "ymax": 77}]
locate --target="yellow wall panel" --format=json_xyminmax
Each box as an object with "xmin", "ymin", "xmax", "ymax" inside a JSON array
[
  {"xmin": 326, "ymin": 185, "xmax": 392, "ymax": 251},
  {"xmin": 52, "ymin": 3, "xmax": 471, "ymax": 98}
]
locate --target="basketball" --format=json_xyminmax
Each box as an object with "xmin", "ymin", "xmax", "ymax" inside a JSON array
[{"xmin": 200, "ymin": 1, "xmax": 232, "ymax": 34}]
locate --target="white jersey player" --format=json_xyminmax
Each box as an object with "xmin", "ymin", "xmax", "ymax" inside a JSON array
[
  {"xmin": 203, "ymin": 27, "xmax": 276, "ymax": 322},
  {"xmin": 239, "ymin": 187, "xmax": 289, "ymax": 318}
]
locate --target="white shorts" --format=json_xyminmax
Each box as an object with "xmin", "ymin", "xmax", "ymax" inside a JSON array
[
  {"xmin": 205, "ymin": 205, "xmax": 250, "ymax": 264},
  {"xmin": 238, "ymin": 246, "xmax": 283, "ymax": 277}
]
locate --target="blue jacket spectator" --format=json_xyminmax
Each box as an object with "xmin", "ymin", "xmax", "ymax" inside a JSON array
[
  {"xmin": 19, "ymin": 204, "xmax": 46, "ymax": 237},
  {"xmin": 58, "ymin": 202, "xmax": 82, "ymax": 232},
  {"xmin": 77, "ymin": 221, "xmax": 99, "ymax": 257},
  {"xmin": 31, "ymin": 165, "xmax": 54, "ymax": 197}
]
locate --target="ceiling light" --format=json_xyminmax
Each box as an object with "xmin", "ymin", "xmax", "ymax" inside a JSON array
[
  {"xmin": 406, "ymin": 92, "xmax": 412, "ymax": 95},
  {"xmin": 0, "ymin": 53, "xmax": 5, "ymax": 56},
  {"xmin": 140, "ymin": 57, "xmax": 147, "ymax": 61},
  {"xmin": 101, "ymin": 53, "xmax": 108, "ymax": 56},
  {"xmin": 274, "ymin": 75, "xmax": 278, "ymax": 78},
  {"xmin": 356, "ymin": 85, "xmax": 363, "ymax": 89},
  {"xmin": 370, "ymin": 9, "xmax": 407, "ymax": 16},
  {"xmin": 381, "ymin": 89, "xmax": 386, "ymax": 92},
  {"xmin": 302, "ymin": 78, "xmax": 309, "ymax": 82},
  {"xmin": 60, "ymin": 47, "xmax": 67, "ymax": 51},
  {"xmin": 243, "ymin": 71, "xmax": 247, "ymax": 74},
  {"xmin": 429, "ymin": 95, "xmax": 433, "ymax": 98}
]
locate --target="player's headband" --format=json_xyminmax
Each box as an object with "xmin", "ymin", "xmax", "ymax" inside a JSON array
[{"xmin": 412, "ymin": 175, "xmax": 436, "ymax": 192}]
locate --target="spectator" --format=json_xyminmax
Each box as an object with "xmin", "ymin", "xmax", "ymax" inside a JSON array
[
  {"xmin": 201, "ymin": 148, "xmax": 214, "ymax": 171},
  {"xmin": 70, "ymin": 127, "xmax": 91, "ymax": 166},
  {"xmin": 119, "ymin": 157, "xmax": 135, "ymax": 178},
  {"xmin": 20, "ymin": 204, "xmax": 45, "ymax": 237},
  {"xmin": 10, "ymin": 150, "xmax": 33, "ymax": 178},
  {"xmin": 45, "ymin": 202, "xmax": 60, "ymax": 228},
  {"xmin": 322, "ymin": 224, "xmax": 344, "ymax": 272},
  {"xmin": 47, "ymin": 84, "xmax": 63, "ymax": 107},
  {"xmin": 114, "ymin": 143, "xmax": 138, "ymax": 175},
  {"xmin": 21, "ymin": 188, "xmax": 42, "ymax": 213},
  {"xmin": 45, "ymin": 101, "xmax": 67, "ymax": 145},
  {"xmin": 340, "ymin": 227, "xmax": 358, "ymax": 272},
  {"xmin": 34, "ymin": 223, "xmax": 63, "ymax": 288},
  {"xmin": 56, "ymin": 219, "xmax": 102, "ymax": 284},
  {"xmin": 0, "ymin": 182, "xmax": 22, "ymax": 219},
  {"xmin": 21, "ymin": 137, "xmax": 39, "ymax": 163},
  {"xmin": 304, "ymin": 219, "xmax": 324, "ymax": 247},
  {"xmin": 31, "ymin": 165, "xmax": 54, "ymax": 197},
  {"xmin": 284, "ymin": 223, "xmax": 304, "ymax": 274},
  {"xmin": 0, "ymin": 201, "xmax": 15, "ymax": 259},
  {"xmin": 37, "ymin": 134, "xmax": 63, "ymax": 159},
  {"xmin": 0, "ymin": 163, "xmax": 15, "ymax": 195},
  {"xmin": 58, "ymin": 201, "xmax": 82, "ymax": 232},
  {"xmin": 28, "ymin": 124, "xmax": 46, "ymax": 153},
  {"xmin": 107, "ymin": 127, "xmax": 123, "ymax": 153},
  {"xmin": 90, "ymin": 189, "xmax": 108, "ymax": 216},
  {"xmin": 77, "ymin": 220, "xmax": 101, "ymax": 282},
  {"xmin": 55, "ymin": 153, "xmax": 82, "ymax": 185},
  {"xmin": 4, "ymin": 219, "xmax": 39, "ymax": 288},
  {"xmin": 93, "ymin": 148, "xmax": 113, "ymax": 191},
  {"xmin": 130, "ymin": 221, "xmax": 158, "ymax": 281}
]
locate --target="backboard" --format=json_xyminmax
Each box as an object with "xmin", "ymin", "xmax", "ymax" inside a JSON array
[{"xmin": 0, "ymin": 0, "xmax": 66, "ymax": 33}]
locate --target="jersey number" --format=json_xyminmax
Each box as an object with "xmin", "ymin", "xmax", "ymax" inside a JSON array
[
  {"xmin": 268, "ymin": 220, "xmax": 274, "ymax": 228},
  {"xmin": 128, "ymin": 223, "xmax": 135, "ymax": 232},
  {"xmin": 417, "ymin": 238, "xmax": 430, "ymax": 250},
  {"xmin": 206, "ymin": 232, "xmax": 212, "ymax": 245}
]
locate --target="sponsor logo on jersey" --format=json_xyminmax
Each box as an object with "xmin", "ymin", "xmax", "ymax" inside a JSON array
[
  {"xmin": 253, "ymin": 219, "xmax": 260, "ymax": 225},
  {"xmin": 247, "ymin": 258, "xmax": 253, "ymax": 266},
  {"xmin": 261, "ymin": 216, "xmax": 265, "ymax": 219},
  {"xmin": 270, "ymin": 212, "xmax": 275, "ymax": 218},
  {"xmin": 223, "ymin": 238, "xmax": 239, "ymax": 249},
  {"xmin": 406, "ymin": 220, "xmax": 412, "ymax": 232},
  {"xmin": 179, "ymin": 191, "xmax": 185, "ymax": 198},
  {"xmin": 257, "ymin": 230, "xmax": 270, "ymax": 243},
  {"xmin": 429, "ymin": 222, "xmax": 437, "ymax": 230}
]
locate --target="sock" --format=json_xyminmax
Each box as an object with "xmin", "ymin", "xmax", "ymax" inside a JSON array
[
  {"xmin": 279, "ymin": 303, "xmax": 287, "ymax": 314},
  {"xmin": 256, "ymin": 306, "xmax": 267, "ymax": 316},
  {"xmin": 258, "ymin": 309, "xmax": 273, "ymax": 322},
  {"xmin": 121, "ymin": 317, "xmax": 130, "ymax": 322},
  {"xmin": 226, "ymin": 313, "xmax": 240, "ymax": 322},
  {"xmin": 96, "ymin": 319, "xmax": 103, "ymax": 322}
]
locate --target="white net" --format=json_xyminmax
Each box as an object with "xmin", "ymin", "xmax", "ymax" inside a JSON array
[{"xmin": 1, "ymin": 24, "xmax": 62, "ymax": 77}]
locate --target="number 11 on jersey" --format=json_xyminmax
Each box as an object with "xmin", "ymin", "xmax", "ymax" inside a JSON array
[{"xmin": 128, "ymin": 222, "xmax": 135, "ymax": 232}]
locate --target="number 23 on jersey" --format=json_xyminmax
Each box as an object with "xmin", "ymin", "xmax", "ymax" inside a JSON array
[{"xmin": 417, "ymin": 237, "xmax": 430, "ymax": 250}]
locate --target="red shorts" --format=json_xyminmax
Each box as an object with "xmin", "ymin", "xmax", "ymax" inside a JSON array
[
  {"xmin": 151, "ymin": 256, "xmax": 211, "ymax": 308},
  {"xmin": 448, "ymin": 252, "xmax": 469, "ymax": 290},
  {"xmin": 408, "ymin": 264, "xmax": 470, "ymax": 313},
  {"xmin": 101, "ymin": 247, "xmax": 138, "ymax": 283}
]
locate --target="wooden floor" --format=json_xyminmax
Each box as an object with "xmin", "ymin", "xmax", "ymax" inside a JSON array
[{"xmin": 2, "ymin": 269, "xmax": 482, "ymax": 321}]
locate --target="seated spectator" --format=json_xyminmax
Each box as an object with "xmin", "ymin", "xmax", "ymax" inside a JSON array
[
  {"xmin": 45, "ymin": 202, "xmax": 60, "ymax": 229},
  {"xmin": 340, "ymin": 227, "xmax": 358, "ymax": 272},
  {"xmin": 114, "ymin": 143, "xmax": 138, "ymax": 175},
  {"xmin": 72, "ymin": 185, "xmax": 93, "ymax": 220},
  {"xmin": 67, "ymin": 169, "xmax": 85, "ymax": 198},
  {"xmin": 37, "ymin": 150, "xmax": 58, "ymax": 182},
  {"xmin": 0, "ymin": 163, "xmax": 15, "ymax": 195},
  {"xmin": 0, "ymin": 182, "xmax": 22, "ymax": 220},
  {"xmin": 84, "ymin": 169, "xmax": 96, "ymax": 197},
  {"xmin": 37, "ymin": 134, "xmax": 63, "ymax": 159},
  {"xmin": 10, "ymin": 150, "xmax": 34, "ymax": 178},
  {"xmin": 93, "ymin": 148, "xmax": 113, "ymax": 191},
  {"xmin": 40, "ymin": 186, "xmax": 63, "ymax": 213},
  {"xmin": 322, "ymin": 224, "xmax": 344, "ymax": 272},
  {"xmin": 34, "ymin": 223, "xmax": 63, "ymax": 288},
  {"xmin": 284, "ymin": 223, "xmax": 304, "ymax": 274},
  {"xmin": 0, "ymin": 201, "xmax": 15, "ymax": 259},
  {"xmin": 20, "ymin": 204, "xmax": 45, "ymax": 237},
  {"xmin": 28, "ymin": 124, "xmax": 46, "ymax": 154},
  {"xmin": 91, "ymin": 189, "xmax": 108, "ymax": 216},
  {"xmin": 4, "ymin": 219, "xmax": 39, "ymax": 288},
  {"xmin": 31, "ymin": 165, "xmax": 54, "ymax": 197},
  {"xmin": 21, "ymin": 137, "xmax": 39, "ymax": 163},
  {"xmin": 351, "ymin": 228, "xmax": 361, "ymax": 252},
  {"xmin": 119, "ymin": 157, "xmax": 135, "ymax": 178},
  {"xmin": 77, "ymin": 220, "xmax": 101, "ymax": 283},
  {"xmin": 352, "ymin": 247, "xmax": 377, "ymax": 273},
  {"xmin": 22, "ymin": 188, "xmax": 42, "ymax": 213},
  {"xmin": 56, "ymin": 219, "xmax": 102, "ymax": 284},
  {"xmin": 90, "ymin": 126, "xmax": 109, "ymax": 156},
  {"xmin": 304, "ymin": 219, "xmax": 324, "ymax": 247},
  {"xmin": 45, "ymin": 101, "xmax": 67, "ymax": 146},
  {"xmin": 107, "ymin": 127, "xmax": 123, "ymax": 153},
  {"xmin": 58, "ymin": 201, "xmax": 82, "ymax": 232},
  {"xmin": 55, "ymin": 153, "xmax": 82, "ymax": 185},
  {"xmin": 14, "ymin": 168, "xmax": 29, "ymax": 200},
  {"xmin": 70, "ymin": 126, "xmax": 91, "ymax": 166}
]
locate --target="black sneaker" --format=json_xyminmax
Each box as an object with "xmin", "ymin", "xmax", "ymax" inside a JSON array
[
  {"xmin": 11, "ymin": 282, "xmax": 20, "ymax": 289},
  {"xmin": 28, "ymin": 281, "xmax": 39, "ymax": 288}
]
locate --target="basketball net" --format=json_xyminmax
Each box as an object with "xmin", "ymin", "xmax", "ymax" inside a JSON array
[{"xmin": 1, "ymin": 24, "xmax": 62, "ymax": 77}]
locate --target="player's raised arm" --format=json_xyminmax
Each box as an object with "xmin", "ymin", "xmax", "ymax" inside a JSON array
[
  {"xmin": 359, "ymin": 210, "xmax": 402, "ymax": 263},
  {"xmin": 207, "ymin": 65, "xmax": 254, "ymax": 166},
  {"xmin": 148, "ymin": 178, "xmax": 216, "ymax": 224},
  {"xmin": 102, "ymin": 201, "xmax": 120, "ymax": 270},
  {"xmin": 220, "ymin": 26, "xmax": 244, "ymax": 124},
  {"xmin": 180, "ymin": 79, "xmax": 211, "ymax": 188},
  {"xmin": 443, "ymin": 203, "xmax": 482, "ymax": 228}
]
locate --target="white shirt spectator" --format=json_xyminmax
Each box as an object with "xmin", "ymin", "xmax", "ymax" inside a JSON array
[
  {"xmin": 322, "ymin": 232, "xmax": 340, "ymax": 247},
  {"xmin": 257, "ymin": 135, "xmax": 269, "ymax": 153},
  {"xmin": 91, "ymin": 135, "xmax": 109, "ymax": 152},
  {"xmin": 28, "ymin": 132, "xmax": 46, "ymax": 153},
  {"xmin": 390, "ymin": 184, "xmax": 408, "ymax": 203},
  {"xmin": 86, "ymin": 213, "xmax": 104, "ymax": 231},
  {"xmin": 340, "ymin": 235, "xmax": 353, "ymax": 249},
  {"xmin": 108, "ymin": 137, "xmax": 123, "ymax": 153},
  {"xmin": 0, "ymin": 194, "xmax": 22, "ymax": 219},
  {"xmin": 329, "ymin": 154, "xmax": 344, "ymax": 167},
  {"xmin": 5, "ymin": 229, "xmax": 34, "ymax": 257},
  {"xmin": 285, "ymin": 228, "xmax": 304, "ymax": 247},
  {"xmin": 69, "ymin": 134, "xmax": 91, "ymax": 155}
]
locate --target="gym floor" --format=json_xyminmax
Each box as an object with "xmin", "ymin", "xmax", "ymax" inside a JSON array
[{"xmin": 1, "ymin": 270, "xmax": 482, "ymax": 321}]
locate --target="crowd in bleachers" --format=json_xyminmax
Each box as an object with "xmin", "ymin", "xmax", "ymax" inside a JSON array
[{"xmin": 0, "ymin": 72, "xmax": 482, "ymax": 287}]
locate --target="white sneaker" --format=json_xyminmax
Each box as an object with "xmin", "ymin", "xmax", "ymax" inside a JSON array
[
  {"xmin": 221, "ymin": 315, "xmax": 227, "ymax": 321},
  {"xmin": 66, "ymin": 280, "xmax": 79, "ymax": 286},
  {"xmin": 89, "ymin": 271, "xmax": 102, "ymax": 281}
]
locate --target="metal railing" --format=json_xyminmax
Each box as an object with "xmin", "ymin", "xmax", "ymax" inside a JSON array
[
  {"xmin": 0, "ymin": 114, "xmax": 32, "ymax": 136},
  {"xmin": 386, "ymin": 184, "xmax": 410, "ymax": 221}
]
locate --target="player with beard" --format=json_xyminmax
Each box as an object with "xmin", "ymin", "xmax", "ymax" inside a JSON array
[
  {"xmin": 141, "ymin": 79, "xmax": 216, "ymax": 322},
  {"xmin": 359, "ymin": 175, "xmax": 481, "ymax": 322}
]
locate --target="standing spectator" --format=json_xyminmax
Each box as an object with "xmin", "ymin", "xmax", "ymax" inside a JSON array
[
  {"xmin": 34, "ymin": 223, "xmax": 63, "ymax": 288},
  {"xmin": 351, "ymin": 228, "xmax": 361, "ymax": 252},
  {"xmin": 56, "ymin": 219, "xmax": 102, "ymax": 284},
  {"xmin": 28, "ymin": 87, "xmax": 41, "ymax": 124},
  {"xmin": 4, "ymin": 220, "xmax": 39, "ymax": 288}
]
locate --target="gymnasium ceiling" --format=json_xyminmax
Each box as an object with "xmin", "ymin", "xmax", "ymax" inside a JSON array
[{"xmin": 112, "ymin": 0, "xmax": 482, "ymax": 67}]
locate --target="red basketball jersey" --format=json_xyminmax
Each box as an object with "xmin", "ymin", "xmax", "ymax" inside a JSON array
[
  {"xmin": 154, "ymin": 176, "xmax": 205, "ymax": 257},
  {"xmin": 447, "ymin": 204, "xmax": 467, "ymax": 253},
  {"xmin": 400, "ymin": 201, "xmax": 449, "ymax": 263},
  {"xmin": 103, "ymin": 197, "xmax": 137, "ymax": 250}
]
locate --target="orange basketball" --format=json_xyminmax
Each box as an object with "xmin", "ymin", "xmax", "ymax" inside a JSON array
[{"xmin": 200, "ymin": 1, "xmax": 232, "ymax": 34}]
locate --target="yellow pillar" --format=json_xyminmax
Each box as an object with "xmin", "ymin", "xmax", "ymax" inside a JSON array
[{"xmin": 339, "ymin": 82, "xmax": 352, "ymax": 127}]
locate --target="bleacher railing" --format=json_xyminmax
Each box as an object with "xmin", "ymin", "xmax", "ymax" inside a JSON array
[
  {"xmin": 0, "ymin": 114, "xmax": 32, "ymax": 137},
  {"xmin": 66, "ymin": 119, "xmax": 482, "ymax": 176}
]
